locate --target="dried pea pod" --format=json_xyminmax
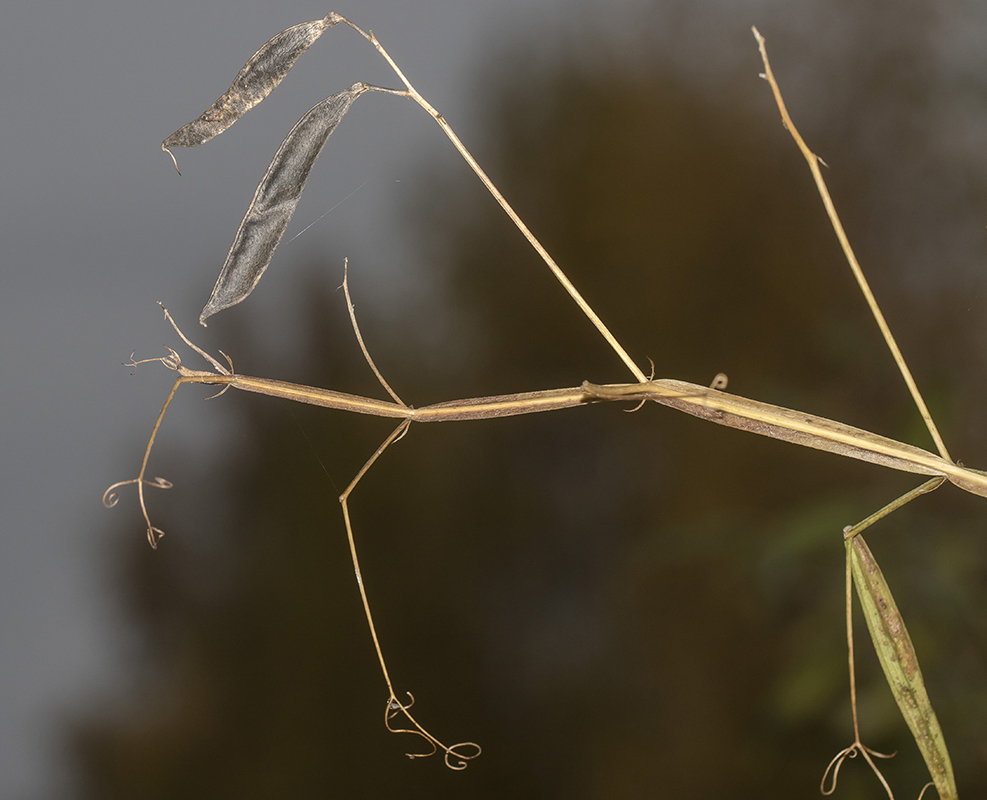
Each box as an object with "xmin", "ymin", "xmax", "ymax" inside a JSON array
[
  {"xmin": 162, "ymin": 15, "xmax": 340, "ymax": 162},
  {"xmin": 849, "ymin": 534, "xmax": 957, "ymax": 799},
  {"xmin": 199, "ymin": 83, "xmax": 370, "ymax": 324}
]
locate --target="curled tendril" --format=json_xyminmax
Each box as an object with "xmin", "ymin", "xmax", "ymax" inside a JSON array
[
  {"xmin": 145, "ymin": 526, "xmax": 166, "ymax": 549},
  {"xmin": 102, "ymin": 486, "xmax": 123, "ymax": 509},
  {"xmin": 916, "ymin": 782, "xmax": 935, "ymax": 800},
  {"xmin": 204, "ymin": 384, "xmax": 232, "ymax": 400},
  {"xmin": 382, "ymin": 692, "xmax": 481, "ymax": 770},
  {"xmin": 441, "ymin": 742, "xmax": 483, "ymax": 771},
  {"xmin": 623, "ymin": 398, "xmax": 647, "ymax": 413},
  {"xmin": 102, "ymin": 476, "xmax": 174, "ymax": 548},
  {"xmin": 821, "ymin": 742, "xmax": 896, "ymax": 798},
  {"xmin": 161, "ymin": 349, "xmax": 182, "ymax": 371},
  {"xmin": 203, "ymin": 350, "xmax": 236, "ymax": 400},
  {"xmin": 102, "ymin": 476, "xmax": 173, "ymax": 508},
  {"xmin": 388, "ymin": 692, "xmax": 415, "ymax": 712},
  {"xmin": 109, "ymin": 309, "xmax": 234, "ymax": 548},
  {"xmin": 618, "ymin": 357, "xmax": 656, "ymax": 413}
]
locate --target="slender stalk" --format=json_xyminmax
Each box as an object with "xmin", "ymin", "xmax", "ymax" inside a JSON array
[
  {"xmin": 339, "ymin": 419, "xmax": 412, "ymax": 693},
  {"xmin": 102, "ymin": 374, "xmax": 183, "ymax": 548},
  {"xmin": 752, "ymin": 27, "xmax": 951, "ymax": 463},
  {"xmin": 336, "ymin": 418, "xmax": 479, "ymax": 768},
  {"xmin": 335, "ymin": 15, "xmax": 647, "ymax": 384}
]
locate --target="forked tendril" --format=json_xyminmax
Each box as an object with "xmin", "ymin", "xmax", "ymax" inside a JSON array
[
  {"xmin": 384, "ymin": 692, "xmax": 481, "ymax": 770},
  {"xmin": 338, "ymin": 424, "xmax": 481, "ymax": 768},
  {"xmin": 102, "ymin": 476, "xmax": 173, "ymax": 548},
  {"xmin": 822, "ymin": 742, "xmax": 896, "ymax": 798},
  {"xmin": 104, "ymin": 306, "xmax": 232, "ymax": 547}
]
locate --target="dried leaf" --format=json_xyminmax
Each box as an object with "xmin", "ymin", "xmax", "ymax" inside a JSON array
[
  {"xmin": 199, "ymin": 83, "xmax": 370, "ymax": 325},
  {"xmin": 849, "ymin": 534, "xmax": 957, "ymax": 800},
  {"xmin": 162, "ymin": 16, "xmax": 340, "ymax": 157}
]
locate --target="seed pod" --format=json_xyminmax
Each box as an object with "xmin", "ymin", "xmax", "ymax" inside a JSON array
[
  {"xmin": 199, "ymin": 83, "xmax": 370, "ymax": 325},
  {"xmin": 849, "ymin": 534, "xmax": 956, "ymax": 800},
  {"xmin": 162, "ymin": 15, "xmax": 340, "ymax": 161}
]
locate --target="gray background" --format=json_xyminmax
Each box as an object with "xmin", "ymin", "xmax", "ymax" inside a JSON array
[{"xmin": 3, "ymin": 0, "xmax": 987, "ymax": 796}]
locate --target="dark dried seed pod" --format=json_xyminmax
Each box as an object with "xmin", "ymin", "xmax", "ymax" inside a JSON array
[
  {"xmin": 199, "ymin": 83, "xmax": 369, "ymax": 325},
  {"xmin": 162, "ymin": 15, "xmax": 340, "ymax": 157}
]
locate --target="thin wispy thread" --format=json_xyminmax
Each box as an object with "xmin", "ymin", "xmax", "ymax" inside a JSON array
[
  {"xmin": 288, "ymin": 406, "xmax": 340, "ymax": 495},
  {"xmin": 287, "ymin": 179, "xmax": 372, "ymax": 243}
]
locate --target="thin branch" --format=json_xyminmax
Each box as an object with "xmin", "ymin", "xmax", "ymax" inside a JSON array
[
  {"xmin": 341, "ymin": 259, "xmax": 406, "ymax": 406},
  {"xmin": 752, "ymin": 27, "xmax": 951, "ymax": 463},
  {"xmin": 103, "ymin": 372, "xmax": 184, "ymax": 548},
  {"xmin": 335, "ymin": 15, "xmax": 647, "ymax": 384},
  {"xmin": 338, "ymin": 419, "xmax": 480, "ymax": 768}
]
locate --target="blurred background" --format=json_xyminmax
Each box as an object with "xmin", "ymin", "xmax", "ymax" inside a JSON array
[{"xmin": 3, "ymin": 0, "xmax": 987, "ymax": 796}]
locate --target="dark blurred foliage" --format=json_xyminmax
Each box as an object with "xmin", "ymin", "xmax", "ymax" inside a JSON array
[{"xmin": 75, "ymin": 2, "xmax": 987, "ymax": 798}]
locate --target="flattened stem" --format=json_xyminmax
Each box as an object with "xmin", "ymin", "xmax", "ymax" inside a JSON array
[
  {"xmin": 175, "ymin": 367, "xmax": 602, "ymax": 421},
  {"xmin": 581, "ymin": 380, "xmax": 987, "ymax": 497},
  {"xmin": 171, "ymin": 365, "xmax": 987, "ymax": 497}
]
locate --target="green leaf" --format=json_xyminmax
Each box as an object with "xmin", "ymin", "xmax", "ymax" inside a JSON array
[{"xmin": 849, "ymin": 533, "xmax": 957, "ymax": 799}]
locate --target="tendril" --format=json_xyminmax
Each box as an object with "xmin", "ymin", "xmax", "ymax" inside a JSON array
[
  {"xmin": 124, "ymin": 348, "xmax": 183, "ymax": 374},
  {"xmin": 382, "ymin": 692, "xmax": 481, "ymax": 770},
  {"xmin": 821, "ymin": 742, "xmax": 896, "ymax": 798},
  {"xmin": 916, "ymin": 782, "xmax": 935, "ymax": 799},
  {"xmin": 158, "ymin": 303, "xmax": 230, "ymax": 375},
  {"xmin": 621, "ymin": 358, "xmax": 658, "ymax": 413},
  {"xmin": 106, "ymin": 307, "xmax": 234, "ymax": 547},
  {"xmin": 101, "ymin": 476, "xmax": 173, "ymax": 508},
  {"xmin": 102, "ymin": 476, "xmax": 174, "ymax": 548}
]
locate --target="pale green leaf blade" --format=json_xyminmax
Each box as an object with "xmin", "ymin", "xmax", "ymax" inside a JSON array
[{"xmin": 849, "ymin": 534, "xmax": 957, "ymax": 799}]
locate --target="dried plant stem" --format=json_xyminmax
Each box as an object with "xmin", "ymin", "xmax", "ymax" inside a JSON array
[
  {"xmin": 111, "ymin": 337, "xmax": 978, "ymax": 772},
  {"xmin": 753, "ymin": 29, "xmax": 963, "ymax": 796},
  {"xmin": 112, "ymin": 332, "xmax": 987, "ymax": 547},
  {"xmin": 338, "ymin": 420, "xmax": 411, "ymax": 696},
  {"xmin": 102, "ymin": 370, "xmax": 182, "ymax": 548},
  {"xmin": 334, "ymin": 15, "xmax": 647, "ymax": 384},
  {"xmin": 341, "ymin": 259, "xmax": 406, "ymax": 406},
  {"xmin": 819, "ymin": 542, "xmax": 896, "ymax": 799},
  {"xmin": 752, "ymin": 27, "xmax": 951, "ymax": 463},
  {"xmin": 338, "ymin": 418, "xmax": 480, "ymax": 768},
  {"xmin": 148, "ymin": 362, "xmax": 987, "ymax": 496},
  {"xmin": 113, "ymin": 18, "xmax": 986, "ymax": 781}
]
